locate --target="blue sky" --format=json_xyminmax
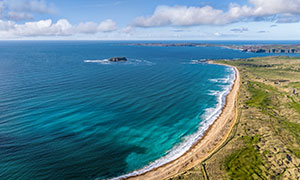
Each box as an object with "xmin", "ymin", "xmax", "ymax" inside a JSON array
[{"xmin": 0, "ymin": 0, "xmax": 300, "ymax": 40}]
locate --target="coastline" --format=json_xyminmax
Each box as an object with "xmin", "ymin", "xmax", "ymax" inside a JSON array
[{"xmin": 110, "ymin": 61, "xmax": 240, "ymax": 180}]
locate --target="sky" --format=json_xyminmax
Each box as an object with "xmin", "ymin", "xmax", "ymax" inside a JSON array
[{"xmin": 0, "ymin": 0, "xmax": 300, "ymax": 40}]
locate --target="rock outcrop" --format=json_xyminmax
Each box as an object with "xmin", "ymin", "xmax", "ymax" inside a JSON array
[
  {"xmin": 239, "ymin": 46, "xmax": 300, "ymax": 54},
  {"xmin": 109, "ymin": 57, "xmax": 127, "ymax": 62}
]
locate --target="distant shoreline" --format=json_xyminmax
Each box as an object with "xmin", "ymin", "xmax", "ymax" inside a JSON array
[
  {"xmin": 126, "ymin": 43, "xmax": 300, "ymax": 54},
  {"xmin": 110, "ymin": 62, "xmax": 240, "ymax": 180}
]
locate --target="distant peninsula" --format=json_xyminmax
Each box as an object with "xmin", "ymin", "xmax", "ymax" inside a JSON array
[{"xmin": 127, "ymin": 43, "xmax": 300, "ymax": 54}]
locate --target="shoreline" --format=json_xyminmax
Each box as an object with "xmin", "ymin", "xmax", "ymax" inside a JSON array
[
  {"xmin": 110, "ymin": 62, "xmax": 240, "ymax": 180},
  {"xmin": 126, "ymin": 43, "xmax": 300, "ymax": 54}
]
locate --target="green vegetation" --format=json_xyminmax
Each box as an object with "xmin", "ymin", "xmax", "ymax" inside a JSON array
[
  {"xmin": 225, "ymin": 135, "xmax": 265, "ymax": 180},
  {"xmin": 282, "ymin": 120, "xmax": 300, "ymax": 158},
  {"xmin": 171, "ymin": 57, "xmax": 300, "ymax": 180},
  {"xmin": 223, "ymin": 57, "xmax": 300, "ymax": 178},
  {"xmin": 290, "ymin": 97, "xmax": 300, "ymax": 113},
  {"xmin": 246, "ymin": 81, "xmax": 272, "ymax": 108},
  {"xmin": 244, "ymin": 80, "xmax": 300, "ymax": 159},
  {"xmin": 290, "ymin": 82, "xmax": 300, "ymax": 89},
  {"xmin": 219, "ymin": 57, "xmax": 300, "ymax": 179}
]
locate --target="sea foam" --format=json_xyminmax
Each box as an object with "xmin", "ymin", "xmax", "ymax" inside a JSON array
[
  {"xmin": 84, "ymin": 59, "xmax": 111, "ymax": 64},
  {"xmin": 84, "ymin": 59, "xmax": 155, "ymax": 66},
  {"xmin": 106, "ymin": 66, "xmax": 236, "ymax": 180}
]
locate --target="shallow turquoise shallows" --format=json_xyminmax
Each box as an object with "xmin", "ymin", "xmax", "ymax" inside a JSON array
[{"xmin": 0, "ymin": 41, "xmax": 298, "ymax": 180}]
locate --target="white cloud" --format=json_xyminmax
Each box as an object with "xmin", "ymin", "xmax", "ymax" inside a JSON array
[
  {"xmin": 0, "ymin": 20, "xmax": 15, "ymax": 30},
  {"xmin": 97, "ymin": 19, "xmax": 117, "ymax": 32},
  {"xmin": 249, "ymin": 0, "xmax": 300, "ymax": 16},
  {"xmin": 120, "ymin": 26, "xmax": 134, "ymax": 34},
  {"xmin": 214, "ymin": 32, "xmax": 222, "ymax": 36},
  {"xmin": 0, "ymin": 18, "xmax": 118, "ymax": 38},
  {"xmin": 226, "ymin": 0, "xmax": 300, "ymax": 19},
  {"xmin": 12, "ymin": 19, "xmax": 72, "ymax": 36},
  {"xmin": 213, "ymin": 32, "xmax": 235, "ymax": 38},
  {"xmin": 133, "ymin": 0, "xmax": 300, "ymax": 27},
  {"xmin": 230, "ymin": 27, "xmax": 248, "ymax": 33},
  {"xmin": 76, "ymin": 19, "xmax": 117, "ymax": 34},
  {"xmin": 76, "ymin": 22, "xmax": 99, "ymax": 34},
  {"xmin": 134, "ymin": 5, "xmax": 228, "ymax": 27}
]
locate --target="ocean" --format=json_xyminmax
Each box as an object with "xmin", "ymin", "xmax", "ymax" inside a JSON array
[{"xmin": 0, "ymin": 41, "xmax": 298, "ymax": 180}]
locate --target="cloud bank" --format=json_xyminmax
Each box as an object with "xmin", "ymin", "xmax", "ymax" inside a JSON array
[
  {"xmin": 0, "ymin": 0, "xmax": 118, "ymax": 38},
  {"xmin": 0, "ymin": 18, "xmax": 118, "ymax": 38},
  {"xmin": 0, "ymin": 0, "xmax": 299, "ymax": 39},
  {"xmin": 133, "ymin": 0, "xmax": 300, "ymax": 27}
]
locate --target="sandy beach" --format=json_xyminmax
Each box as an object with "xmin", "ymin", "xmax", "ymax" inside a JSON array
[{"xmin": 124, "ymin": 62, "xmax": 240, "ymax": 180}]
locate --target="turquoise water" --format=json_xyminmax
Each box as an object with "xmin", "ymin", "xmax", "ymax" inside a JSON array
[{"xmin": 0, "ymin": 41, "xmax": 297, "ymax": 180}]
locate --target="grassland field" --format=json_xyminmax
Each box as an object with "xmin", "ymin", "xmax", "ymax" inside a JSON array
[{"xmin": 169, "ymin": 56, "xmax": 300, "ymax": 180}]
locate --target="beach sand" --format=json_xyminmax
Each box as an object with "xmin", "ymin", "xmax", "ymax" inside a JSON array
[{"xmin": 123, "ymin": 62, "xmax": 240, "ymax": 180}]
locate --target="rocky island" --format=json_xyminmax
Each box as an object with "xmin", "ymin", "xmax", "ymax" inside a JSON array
[{"xmin": 109, "ymin": 57, "xmax": 127, "ymax": 62}]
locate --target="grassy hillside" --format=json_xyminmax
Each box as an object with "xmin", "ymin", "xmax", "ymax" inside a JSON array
[{"xmin": 169, "ymin": 56, "xmax": 300, "ymax": 180}]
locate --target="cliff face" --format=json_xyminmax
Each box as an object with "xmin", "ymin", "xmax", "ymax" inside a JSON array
[
  {"xmin": 241, "ymin": 47, "xmax": 300, "ymax": 54},
  {"xmin": 109, "ymin": 57, "xmax": 127, "ymax": 62}
]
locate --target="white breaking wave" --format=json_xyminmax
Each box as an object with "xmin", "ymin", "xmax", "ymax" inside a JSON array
[
  {"xmin": 209, "ymin": 67, "xmax": 234, "ymax": 84},
  {"xmin": 104, "ymin": 67, "xmax": 236, "ymax": 180},
  {"xmin": 182, "ymin": 59, "xmax": 208, "ymax": 64},
  {"xmin": 84, "ymin": 59, "xmax": 111, "ymax": 64},
  {"xmin": 209, "ymin": 78, "xmax": 219, "ymax": 82},
  {"xmin": 208, "ymin": 90, "xmax": 221, "ymax": 96},
  {"xmin": 209, "ymin": 77, "xmax": 231, "ymax": 83},
  {"xmin": 190, "ymin": 59, "xmax": 206, "ymax": 64},
  {"xmin": 84, "ymin": 59, "xmax": 155, "ymax": 66}
]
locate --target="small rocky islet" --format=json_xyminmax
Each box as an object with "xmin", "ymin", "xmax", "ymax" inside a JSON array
[{"xmin": 108, "ymin": 57, "xmax": 127, "ymax": 62}]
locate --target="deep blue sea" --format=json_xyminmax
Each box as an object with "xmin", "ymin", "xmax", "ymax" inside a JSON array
[{"xmin": 0, "ymin": 41, "xmax": 299, "ymax": 180}]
